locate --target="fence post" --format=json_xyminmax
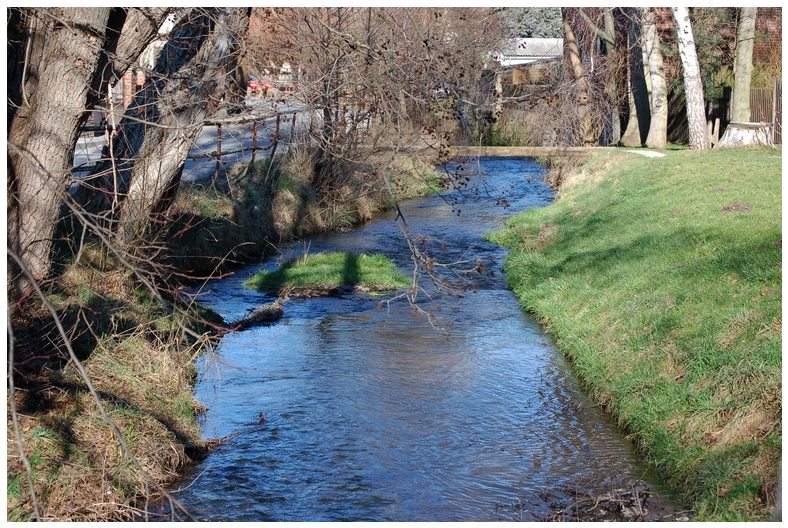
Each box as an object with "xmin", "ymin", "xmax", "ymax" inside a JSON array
[
  {"xmin": 251, "ymin": 120, "xmax": 258, "ymax": 164},
  {"xmin": 213, "ymin": 123, "xmax": 223, "ymax": 186},
  {"xmin": 772, "ymin": 79, "xmax": 778, "ymax": 143},
  {"xmin": 270, "ymin": 114, "xmax": 282, "ymax": 160}
]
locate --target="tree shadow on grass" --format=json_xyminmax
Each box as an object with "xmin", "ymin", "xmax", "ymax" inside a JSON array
[
  {"xmin": 341, "ymin": 252, "xmax": 360, "ymax": 288},
  {"xmin": 12, "ymin": 295, "xmax": 138, "ymax": 381},
  {"xmin": 534, "ymin": 218, "xmax": 780, "ymax": 293}
]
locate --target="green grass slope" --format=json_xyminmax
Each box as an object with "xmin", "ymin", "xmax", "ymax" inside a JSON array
[{"xmin": 488, "ymin": 148, "xmax": 781, "ymax": 520}]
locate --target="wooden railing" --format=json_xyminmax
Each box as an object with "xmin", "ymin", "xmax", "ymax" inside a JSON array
[
  {"xmin": 75, "ymin": 109, "xmax": 300, "ymax": 181},
  {"xmin": 750, "ymin": 80, "xmax": 781, "ymax": 144}
]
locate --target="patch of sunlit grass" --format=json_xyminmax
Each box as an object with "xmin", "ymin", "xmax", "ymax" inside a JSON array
[{"xmin": 245, "ymin": 251, "xmax": 409, "ymax": 294}]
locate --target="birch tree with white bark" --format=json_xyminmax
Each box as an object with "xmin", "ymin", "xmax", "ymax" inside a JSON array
[{"xmin": 672, "ymin": 7, "xmax": 710, "ymax": 150}]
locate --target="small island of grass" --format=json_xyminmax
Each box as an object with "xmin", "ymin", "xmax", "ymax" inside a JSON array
[{"xmin": 245, "ymin": 251, "xmax": 410, "ymax": 296}]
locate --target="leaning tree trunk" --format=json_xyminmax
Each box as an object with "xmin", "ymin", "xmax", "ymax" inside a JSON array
[
  {"xmin": 562, "ymin": 9, "xmax": 595, "ymax": 146},
  {"xmin": 730, "ymin": 7, "xmax": 758, "ymax": 123},
  {"xmin": 643, "ymin": 8, "xmax": 668, "ymax": 149},
  {"xmin": 620, "ymin": 7, "xmax": 651, "ymax": 147},
  {"xmin": 114, "ymin": 8, "xmax": 250, "ymax": 248},
  {"xmin": 8, "ymin": 8, "xmax": 170, "ymax": 292},
  {"xmin": 673, "ymin": 7, "xmax": 710, "ymax": 150},
  {"xmin": 8, "ymin": 8, "xmax": 112, "ymax": 288}
]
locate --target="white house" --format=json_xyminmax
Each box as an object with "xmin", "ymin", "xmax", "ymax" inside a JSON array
[{"xmin": 491, "ymin": 38, "xmax": 563, "ymax": 67}]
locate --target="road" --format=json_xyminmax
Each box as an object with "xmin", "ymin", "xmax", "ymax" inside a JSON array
[{"xmin": 72, "ymin": 99, "xmax": 309, "ymax": 183}]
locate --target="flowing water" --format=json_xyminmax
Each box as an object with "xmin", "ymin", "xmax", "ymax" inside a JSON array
[{"xmin": 170, "ymin": 157, "xmax": 679, "ymax": 521}]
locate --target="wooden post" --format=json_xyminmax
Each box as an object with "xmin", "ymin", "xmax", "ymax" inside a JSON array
[
  {"xmin": 771, "ymin": 79, "xmax": 778, "ymax": 143},
  {"xmin": 270, "ymin": 114, "xmax": 282, "ymax": 160},
  {"xmin": 251, "ymin": 120, "xmax": 258, "ymax": 163},
  {"xmin": 213, "ymin": 123, "xmax": 223, "ymax": 186},
  {"xmin": 291, "ymin": 112, "xmax": 297, "ymax": 138}
]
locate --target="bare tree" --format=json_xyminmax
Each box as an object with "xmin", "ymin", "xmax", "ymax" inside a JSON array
[
  {"xmin": 673, "ymin": 7, "xmax": 710, "ymax": 150},
  {"xmin": 71, "ymin": 8, "xmax": 251, "ymax": 249},
  {"xmin": 246, "ymin": 8, "xmax": 500, "ymax": 177},
  {"xmin": 579, "ymin": 8, "xmax": 621, "ymax": 144},
  {"xmin": 7, "ymin": 8, "xmax": 166, "ymax": 291},
  {"xmin": 642, "ymin": 8, "xmax": 668, "ymax": 148},
  {"xmin": 117, "ymin": 9, "xmax": 250, "ymax": 246},
  {"xmin": 562, "ymin": 8, "xmax": 595, "ymax": 146}
]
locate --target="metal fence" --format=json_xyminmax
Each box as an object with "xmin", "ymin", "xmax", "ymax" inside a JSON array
[{"xmin": 750, "ymin": 80, "xmax": 782, "ymax": 144}]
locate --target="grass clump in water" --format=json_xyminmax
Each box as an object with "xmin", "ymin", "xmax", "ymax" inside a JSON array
[
  {"xmin": 245, "ymin": 251, "xmax": 410, "ymax": 295},
  {"xmin": 487, "ymin": 147, "xmax": 781, "ymax": 521}
]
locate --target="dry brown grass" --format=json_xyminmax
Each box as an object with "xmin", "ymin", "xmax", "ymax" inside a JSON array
[
  {"xmin": 712, "ymin": 406, "xmax": 776, "ymax": 449},
  {"xmin": 8, "ymin": 256, "xmax": 213, "ymax": 521}
]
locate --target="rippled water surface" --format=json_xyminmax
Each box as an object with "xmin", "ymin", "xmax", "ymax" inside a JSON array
[{"xmin": 172, "ymin": 158, "xmax": 675, "ymax": 521}]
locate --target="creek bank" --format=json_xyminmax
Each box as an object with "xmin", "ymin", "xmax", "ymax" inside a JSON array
[
  {"xmin": 488, "ymin": 147, "xmax": 781, "ymax": 521},
  {"xmin": 162, "ymin": 149, "xmax": 447, "ymax": 280},
  {"xmin": 7, "ymin": 149, "xmax": 444, "ymax": 521},
  {"xmin": 7, "ymin": 261, "xmax": 221, "ymax": 521}
]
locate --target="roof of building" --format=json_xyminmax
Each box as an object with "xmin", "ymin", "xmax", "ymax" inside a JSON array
[{"xmin": 497, "ymin": 38, "xmax": 563, "ymax": 59}]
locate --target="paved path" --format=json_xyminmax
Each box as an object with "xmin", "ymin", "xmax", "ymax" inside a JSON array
[
  {"xmin": 623, "ymin": 149, "xmax": 666, "ymax": 158},
  {"xmin": 449, "ymin": 146, "xmax": 669, "ymax": 159},
  {"xmin": 72, "ymin": 100, "xmax": 307, "ymax": 183}
]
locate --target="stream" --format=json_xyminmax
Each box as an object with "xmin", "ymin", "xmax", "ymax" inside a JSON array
[{"xmin": 168, "ymin": 157, "xmax": 681, "ymax": 521}]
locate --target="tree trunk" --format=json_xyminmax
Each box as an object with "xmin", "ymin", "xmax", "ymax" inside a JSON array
[
  {"xmin": 643, "ymin": 8, "xmax": 668, "ymax": 148},
  {"xmin": 7, "ymin": 9, "xmax": 46, "ymax": 132},
  {"xmin": 731, "ymin": 7, "xmax": 758, "ymax": 123},
  {"xmin": 673, "ymin": 7, "xmax": 710, "ymax": 150},
  {"xmin": 8, "ymin": 8, "xmax": 112, "ymax": 288},
  {"xmin": 578, "ymin": 8, "xmax": 619, "ymax": 144},
  {"xmin": 603, "ymin": 9, "xmax": 621, "ymax": 145},
  {"xmin": 562, "ymin": 9, "xmax": 595, "ymax": 146},
  {"xmin": 620, "ymin": 7, "xmax": 650, "ymax": 147},
  {"xmin": 114, "ymin": 8, "xmax": 251, "ymax": 247}
]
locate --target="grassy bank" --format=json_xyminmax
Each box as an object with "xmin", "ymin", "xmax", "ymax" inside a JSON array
[
  {"xmin": 245, "ymin": 251, "xmax": 409, "ymax": 295},
  {"xmin": 164, "ymin": 149, "xmax": 446, "ymax": 279},
  {"xmin": 488, "ymin": 148, "xmax": 781, "ymax": 521},
  {"xmin": 8, "ymin": 253, "xmax": 222, "ymax": 521}
]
